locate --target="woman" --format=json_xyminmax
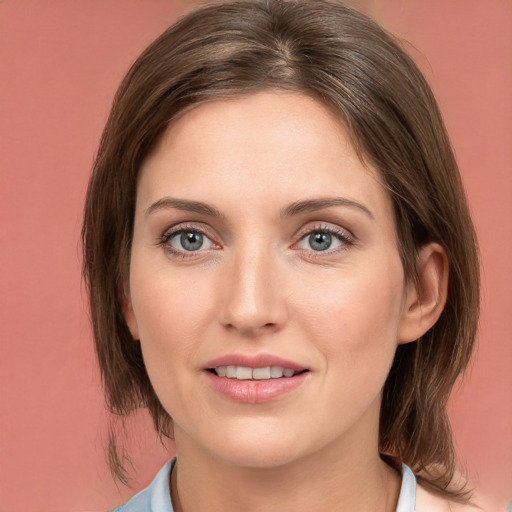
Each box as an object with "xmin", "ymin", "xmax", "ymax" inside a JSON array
[{"xmin": 82, "ymin": 1, "xmax": 481, "ymax": 510}]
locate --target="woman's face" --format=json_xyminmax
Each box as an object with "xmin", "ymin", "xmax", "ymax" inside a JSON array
[{"xmin": 126, "ymin": 92, "xmax": 411, "ymax": 468}]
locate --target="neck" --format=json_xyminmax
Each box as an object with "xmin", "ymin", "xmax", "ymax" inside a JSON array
[{"xmin": 170, "ymin": 416, "xmax": 401, "ymax": 512}]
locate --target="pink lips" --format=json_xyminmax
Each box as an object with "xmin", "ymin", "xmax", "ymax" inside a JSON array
[
  {"xmin": 204, "ymin": 354, "xmax": 305, "ymax": 371},
  {"xmin": 203, "ymin": 353, "xmax": 309, "ymax": 404}
]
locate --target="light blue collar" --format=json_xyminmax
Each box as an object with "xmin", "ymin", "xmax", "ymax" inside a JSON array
[
  {"xmin": 112, "ymin": 458, "xmax": 416, "ymax": 511},
  {"xmin": 396, "ymin": 463, "xmax": 417, "ymax": 512}
]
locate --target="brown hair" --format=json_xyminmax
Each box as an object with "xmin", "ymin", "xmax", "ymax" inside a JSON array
[{"xmin": 82, "ymin": 0, "xmax": 479, "ymax": 497}]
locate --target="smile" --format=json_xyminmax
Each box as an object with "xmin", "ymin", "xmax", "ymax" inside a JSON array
[
  {"xmin": 212, "ymin": 366, "xmax": 304, "ymax": 380},
  {"xmin": 203, "ymin": 355, "xmax": 309, "ymax": 403}
]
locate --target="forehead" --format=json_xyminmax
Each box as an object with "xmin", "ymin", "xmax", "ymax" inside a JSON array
[{"xmin": 137, "ymin": 91, "xmax": 392, "ymax": 223}]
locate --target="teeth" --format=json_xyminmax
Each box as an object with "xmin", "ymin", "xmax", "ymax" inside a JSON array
[
  {"xmin": 214, "ymin": 366, "xmax": 299, "ymax": 380},
  {"xmin": 252, "ymin": 367, "xmax": 271, "ymax": 380},
  {"xmin": 236, "ymin": 366, "xmax": 253, "ymax": 380},
  {"xmin": 270, "ymin": 366, "xmax": 284, "ymax": 378}
]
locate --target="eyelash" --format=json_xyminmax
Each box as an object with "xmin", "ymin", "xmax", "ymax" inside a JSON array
[{"xmin": 158, "ymin": 223, "xmax": 355, "ymax": 259}]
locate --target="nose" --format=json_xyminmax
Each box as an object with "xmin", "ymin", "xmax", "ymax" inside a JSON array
[{"xmin": 218, "ymin": 242, "xmax": 288, "ymax": 337}]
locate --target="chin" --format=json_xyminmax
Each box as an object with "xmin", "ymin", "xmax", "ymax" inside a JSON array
[
  {"xmin": 204, "ymin": 427, "xmax": 311, "ymax": 470},
  {"xmin": 219, "ymin": 446, "xmax": 302, "ymax": 469}
]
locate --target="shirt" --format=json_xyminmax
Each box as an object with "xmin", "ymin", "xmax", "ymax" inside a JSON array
[{"xmin": 110, "ymin": 458, "xmax": 416, "ymax": 512}]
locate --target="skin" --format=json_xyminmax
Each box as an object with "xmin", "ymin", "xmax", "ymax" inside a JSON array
[{"xmin": 124, "ymin": 91, "xmax": 453, "ymax": 512}]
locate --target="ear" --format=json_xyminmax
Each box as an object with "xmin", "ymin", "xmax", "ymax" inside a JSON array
[
  {"xmin": 119, "ymin": 284, "xmax": 140, "ymax": 340},
  {"xmin": 398, "ymin": 243, "xmax": 448, "ymax": 344}
]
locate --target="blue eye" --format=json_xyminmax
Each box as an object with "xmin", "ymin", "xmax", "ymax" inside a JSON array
[
  {"xmin": 296, "ymin": 228, "xmax": 347, "ymax": 252},
  {"xmin": 308, "ymin": 232, "xmax": 334, "ymax": 251},
  {"xmin": 166, "ymin": 229, "xmax": 215, "ymax": 252}
]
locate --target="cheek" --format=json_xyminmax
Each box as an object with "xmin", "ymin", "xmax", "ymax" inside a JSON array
[
  {"xmin": 129, "ymin": 269, "xmax": 213, "ymax": 380},
  {"xmin": 128, "ymin": 272, "xmax": 217, "ymax": 424},
  {"xmin": 295, "ymin": 257, "xmax": 405, "ymax": 370}
]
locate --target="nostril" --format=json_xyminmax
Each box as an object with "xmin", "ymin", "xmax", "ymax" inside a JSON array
[{"xmin": 224, "ymin": 321, "xmax": 278, "ymax": 334}]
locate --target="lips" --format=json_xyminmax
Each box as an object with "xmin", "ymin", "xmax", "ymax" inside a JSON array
[
  {"xmin": 204, "ymin": 353, "xmax": 306, "ymax": 372},
  {"xmin": 203, "ymin": 354, "xmax": 309, "ymax": 404}
]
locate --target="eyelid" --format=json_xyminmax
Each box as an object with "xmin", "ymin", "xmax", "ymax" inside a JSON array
[{"xmin": 161, "ymin": 220, "xmax": 217, "ymax": 238}]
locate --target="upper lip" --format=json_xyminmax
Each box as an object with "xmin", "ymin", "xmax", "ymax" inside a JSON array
[{"xmin": 203, "ymin": 353, "xmax": 307, "ymax": 371}]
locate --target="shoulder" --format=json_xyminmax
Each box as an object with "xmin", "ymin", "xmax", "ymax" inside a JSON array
[{"xmin": 416, "ymin": 484, "xmax": 500, "ymax": 512}]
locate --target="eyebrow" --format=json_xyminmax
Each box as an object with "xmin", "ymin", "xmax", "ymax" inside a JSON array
[
  {"xmin": 145, "ymin": 196, "xmax": 374, "ymax": 220},
  {"xmin": 145, "ymin": 197, "xmax": 224, "ymax": 218},
  {"xmin": 281, "ymin": 197, "xmax": 374, "ymax": 220}
]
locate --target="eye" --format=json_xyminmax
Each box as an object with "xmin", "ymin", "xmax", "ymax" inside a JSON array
[
  {"xmin": 295, "ymin": 226, "xmax": 353, "ymax": 252},
  {"xmin": 163, "ymin": 228, "xmax": 216, "ymax": 253}
]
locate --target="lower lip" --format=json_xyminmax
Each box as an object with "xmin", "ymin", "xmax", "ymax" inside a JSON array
[{"xmin": 204, "ymin": 371, "xmax": 308, "ymax": 404}]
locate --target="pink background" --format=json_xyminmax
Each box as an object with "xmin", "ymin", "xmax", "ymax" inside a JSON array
[{"xmin": 0, "ymin": 1, "xmax": 511, "ymax": 510}]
